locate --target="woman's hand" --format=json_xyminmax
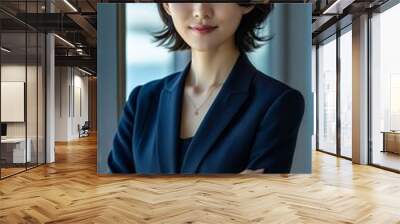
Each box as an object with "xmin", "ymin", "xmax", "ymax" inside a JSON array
[
  {"xmin": 239, "ymin": 169, "xmax": 290, "ymax": 177},
  {"xmin": 240, "ymin": 168, "xmax": 264, "ymax": 174}
]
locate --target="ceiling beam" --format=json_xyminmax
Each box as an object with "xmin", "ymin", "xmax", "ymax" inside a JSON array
[
  {"xmin": 55, "ymin": 55, "xmax": 96, "ymax": 71},
  {"xmin": 67, "ymin": 14, "xmax": 97, "ymax": 39}
]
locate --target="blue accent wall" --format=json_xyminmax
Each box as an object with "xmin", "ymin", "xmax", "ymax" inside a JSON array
[{"xmin": 97, "ymin": 4, "xmax": 118, "ymax": 173}]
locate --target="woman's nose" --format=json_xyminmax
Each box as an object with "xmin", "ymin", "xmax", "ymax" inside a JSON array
[{"xmin": 192, "ymin": 3, "xmax": 213, "ymax": 20}]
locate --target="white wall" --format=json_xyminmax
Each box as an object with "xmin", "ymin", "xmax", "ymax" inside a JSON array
[
  {"xmin": 54, "ymin": 67, "xmax": 89, "ymax": 141},
  {"xmin": 71, "ymin": 72, "xmax": 89, "ymax": 138},
  {"xmin": 1, "ymin": 65, "xmax": 27, "ymax": 140},
  {"xmin": 1, "ymin": 64, "xmax": 39, "ymax": 138},
  {"xmin": 54, "ymin": 66, "xmax": 69, "ymax": 141},
  {"xmin": 1, "ymin": 82, "xmax": 25, "ymax": 122}
]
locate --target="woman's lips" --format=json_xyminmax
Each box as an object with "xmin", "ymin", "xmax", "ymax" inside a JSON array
[{"xmin": 189, "ymin": 25, "xmax": 217, "ymax": 34}]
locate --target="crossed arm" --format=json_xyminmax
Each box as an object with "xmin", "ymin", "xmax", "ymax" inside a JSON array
[
  {"xmin": 243, "ymin": 89, "xmax": 305, "ymax": 173},
  {"xmin": 108, "ymin": 86, "xmax": 305, "ymax": 174}
]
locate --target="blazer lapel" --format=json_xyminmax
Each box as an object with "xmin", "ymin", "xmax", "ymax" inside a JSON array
[
  {"xmin": 156, "ymin": 63, "xmax": 191, "ymax": 173},
  {"xmin": 180, "ymin": 53, "xmax": 257, "ymax": 173},
  {"xmin": 156, "ymin": 53, "xmax": 257, "ymax": 174}
]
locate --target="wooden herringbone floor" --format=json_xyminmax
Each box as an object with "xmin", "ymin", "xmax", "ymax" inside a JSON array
[{"xmin": 1, "ymin": 134, "xmax": 400, "ymax": 224}]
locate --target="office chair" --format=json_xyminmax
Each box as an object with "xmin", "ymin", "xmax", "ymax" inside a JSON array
[{"xmin": 78, "ymin": 121, "xmax": 90, "ymax": 138}]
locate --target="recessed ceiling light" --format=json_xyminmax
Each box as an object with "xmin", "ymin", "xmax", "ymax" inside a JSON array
[
  {"xmin": 54, "ymin": 34, "xmax": 75, "ymax": 48},
  {"xmin": 322, "ymin": 0, "xmax": 356, "ymax": 15},
  {"xmin": 1, "ymin": 47, "xmax": 11, "ymax": 53},
  {"xmin": 63, "ymin": 0, "xmax": 78, "ymax": 12},
  {"xmin": 78, "ymin": 67, "xmax": 93, "ymax": 76}
]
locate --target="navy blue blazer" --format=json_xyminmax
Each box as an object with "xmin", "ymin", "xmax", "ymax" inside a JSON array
[{"xmin": 108, "ymin": 53, "xmax": 305, "ymax": 174}]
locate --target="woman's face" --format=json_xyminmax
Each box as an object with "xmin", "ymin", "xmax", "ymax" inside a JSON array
[{"xmin": 162, "ymin": 3, "xmax": 254, "ymax": 51}]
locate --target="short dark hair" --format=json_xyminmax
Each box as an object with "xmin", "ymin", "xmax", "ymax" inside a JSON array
[{"xmin": 153, "ymin": 4, "xmax": 272, "ymax": 52}]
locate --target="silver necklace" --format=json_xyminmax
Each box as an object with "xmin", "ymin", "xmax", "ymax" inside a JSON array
[{"xmin": 187, "ymin": 83, "xmax": 221, "ymax": 116}]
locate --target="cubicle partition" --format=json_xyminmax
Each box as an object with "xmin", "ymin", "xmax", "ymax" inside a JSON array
[{"xmin": 0, "ymin": 1, "xmax": 47, "ymax": 179}]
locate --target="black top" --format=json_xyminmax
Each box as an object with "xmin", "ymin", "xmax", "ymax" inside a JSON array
[{"xmin": 178, "ymin": 136, "xmax": 193, "ymax": 170}]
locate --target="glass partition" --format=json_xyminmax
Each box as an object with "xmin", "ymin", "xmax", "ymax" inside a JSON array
[
  {"xmin": 0, "ymin": 1, "xmax": 46, "ymax": 179},
  {"xmin": 1, "ymin": 30, "xmax": 28, "ymax": 177}
]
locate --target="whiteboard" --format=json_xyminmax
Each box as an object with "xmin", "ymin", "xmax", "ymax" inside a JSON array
[{"xmin": 1, "ymin": 82, "xmax": 25, "ymax": 122}]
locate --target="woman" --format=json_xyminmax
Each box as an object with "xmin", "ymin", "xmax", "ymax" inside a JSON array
[{"xmin": 108, "ymin": 3, "xmax": 305, "ymax": 174}]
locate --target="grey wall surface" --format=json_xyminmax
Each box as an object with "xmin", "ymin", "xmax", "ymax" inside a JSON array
[
  {"xmin": 97, "ymin": 4, "xmax": 118, "ymax": 173},
  {"xmin": 250, "ymin": 3, "xmax": 312, "ymax": 173},
  {"xmin": 268, "ymin": 4, "xmax": 312, "ymax": 173},
  {"xmin": 98, "ymin": 3, "xmax": 313, "ymax": 174}
]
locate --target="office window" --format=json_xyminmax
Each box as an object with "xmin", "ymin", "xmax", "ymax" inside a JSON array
[
  {"xmin": 339, "ymin": 28, "xmax": 352, "ymax": 158},
  {"xmin": 125, "ymin": 4, "xmax": 189, "ymax": 99},
  {"xmin": 317, "ymin": 36, "xmax": 337, "ymax": 154},
  {"xmin": 371, "ymin": 3, "xmax": 400, "ymax": 171}
]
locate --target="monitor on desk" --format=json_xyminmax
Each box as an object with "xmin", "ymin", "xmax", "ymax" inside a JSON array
[{"xmin": 1, "ymin": 123, "xmax": 7, "ymax": 138}]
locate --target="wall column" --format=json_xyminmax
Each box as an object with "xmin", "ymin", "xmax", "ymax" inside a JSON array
[
  {"xmin": 352, "ymin": 14, "xmax": 369, "ymax": 164},
  {"xmin": 46, "ymin": 33, "xmax": 55, "ymax": 163}
]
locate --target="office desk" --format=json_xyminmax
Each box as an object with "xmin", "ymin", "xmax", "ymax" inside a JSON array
[
  {"xmin": 381, "ymin": 131, "xmax": 400, "ymax": 154},
  {"xmin": 1, "ymin": 138, "xmax": 32, "ymax": 163}
]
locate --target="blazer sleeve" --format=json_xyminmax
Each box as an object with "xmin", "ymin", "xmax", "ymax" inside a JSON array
[
  {"xmin": 107, "ymin": 85, "xmax": 142, "ymax": 173},
  {"xmin": 246, "ymin": 89, "xmax": 305, "ymax": 173}
]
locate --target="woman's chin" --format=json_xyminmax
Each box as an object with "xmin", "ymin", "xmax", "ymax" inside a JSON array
[{"xmin": 190, "ymin": 45, "xmax": 220, "ymax": 52}]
